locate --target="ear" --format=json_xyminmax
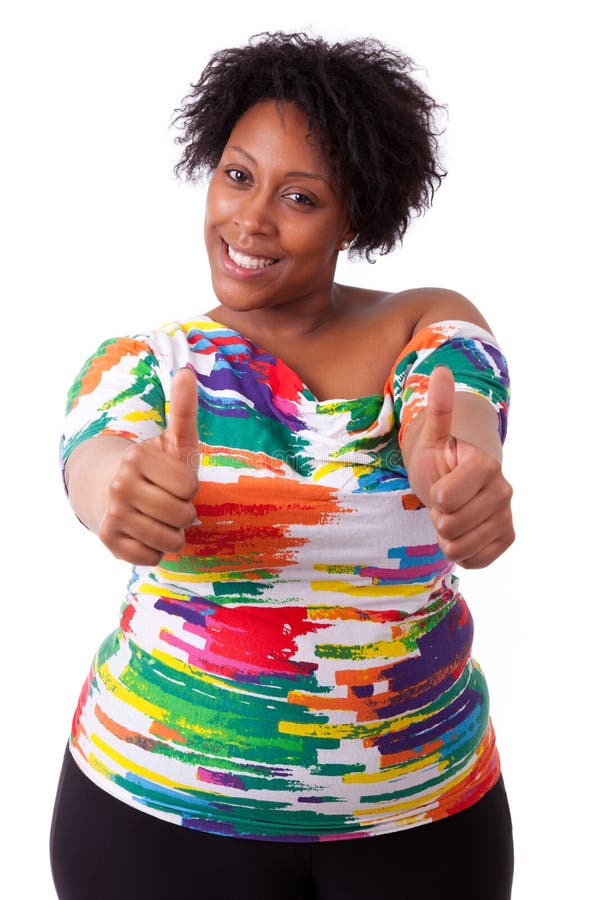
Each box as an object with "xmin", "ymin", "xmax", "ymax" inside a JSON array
[
  {"xmin": 340, "ymin": 225, "xmax": 356, "ymax": 248},
  {"xmin": 342, "ymin": 217, "xmax": 355, "ymax": 241}
]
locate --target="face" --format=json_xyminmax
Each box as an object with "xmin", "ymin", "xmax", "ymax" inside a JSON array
[{"xmin": 204, "ymin": 100, "xmax": 353, "ymax": 316}]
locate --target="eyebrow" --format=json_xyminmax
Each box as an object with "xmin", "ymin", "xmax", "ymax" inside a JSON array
[{"xmin": 225, "ymin": 145, "xmax": 330, "ymax": 186}]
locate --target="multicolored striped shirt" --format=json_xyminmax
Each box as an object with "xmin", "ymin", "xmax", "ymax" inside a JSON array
[{"xmin": 59, "ymin": 314, "xmax": 510, "ymax": 842}]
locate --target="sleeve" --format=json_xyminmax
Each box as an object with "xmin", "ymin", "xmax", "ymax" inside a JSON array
[
  {"xmin": 391, "ymin": 319, "xmax": 510, "ymax": 448},
  {"xmin": 58, "ymin": 335, "xmax": 167, "ymax": 497}
]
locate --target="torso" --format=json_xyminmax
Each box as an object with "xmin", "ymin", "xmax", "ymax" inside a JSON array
[
  {"xmin": 207, "ymin": 285, "xmax": 473, "ymax": 403},
  {"xmin": 62, "ymin": 307, "xmax": 502, "ymax": 840}
]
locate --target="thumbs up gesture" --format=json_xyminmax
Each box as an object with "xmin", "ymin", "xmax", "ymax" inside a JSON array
[
  {"xmin": 97, "ymin": 367, "xmax": 200, "ymax": 566},
  {"xmin": 403, "ymin": 366, "xmax": 514, "ymax": 569}
]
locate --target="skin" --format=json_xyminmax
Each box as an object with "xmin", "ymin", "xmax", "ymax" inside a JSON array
[{"xmin": 65, "ymin": 99, "xmax": 514, "ymax": 570}]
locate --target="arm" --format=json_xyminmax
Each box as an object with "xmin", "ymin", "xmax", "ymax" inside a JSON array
[
  {"xmin": 403, "ymin": 389, "xmax": 503, "ymax": 465},
  {"xmin": 65, "ymin": 435, "xmax": 134, "ymax": 534}
]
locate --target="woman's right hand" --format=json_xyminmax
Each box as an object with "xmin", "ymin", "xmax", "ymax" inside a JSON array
[{"xmin": 96, "ymin": 367, "xmax": 200, "ymax": 566}]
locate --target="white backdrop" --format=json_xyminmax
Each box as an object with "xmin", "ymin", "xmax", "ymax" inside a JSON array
[{"xmin": 2, "ymin": 1, "xmax": 598, "ymax": 897}]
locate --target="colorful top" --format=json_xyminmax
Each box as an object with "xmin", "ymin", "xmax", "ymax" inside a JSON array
[{"xmin": 59, "ymin": 314, "xmax": 510, "ymax": 843}]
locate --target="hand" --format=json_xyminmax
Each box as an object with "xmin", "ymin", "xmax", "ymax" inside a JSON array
[
  {"xmin": 97, "ymin": 367, "xmax": 200, "ymax": 566},
  {"xmin": 404, "ymin": 366, "xmax": 514, "ymax": 569}
]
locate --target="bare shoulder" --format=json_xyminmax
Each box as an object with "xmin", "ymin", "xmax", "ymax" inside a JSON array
[
  {"xmin": 391, "ymin": 287, "xmax": 494, "ymax": 336},
  {"xmin": 337, "ymin": 284, "xmax": 494, "ymax": 338}
]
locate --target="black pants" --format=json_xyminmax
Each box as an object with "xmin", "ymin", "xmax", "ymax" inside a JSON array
[{"xmin": 50, "ymin": 745, "xmax": 513, "ymax": 899}]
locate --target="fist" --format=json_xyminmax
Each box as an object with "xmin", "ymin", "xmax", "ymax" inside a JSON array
[
  {"xmin": 428, "ymin": 441, "xmax": 515, "ymax": 569},
  {"xmin": 405, "ymin": 365, "xmax": 515, "ymax": 569},
  {"xmin": 98, "ymin": 367, "xmax": 200, "ymax": 566}
]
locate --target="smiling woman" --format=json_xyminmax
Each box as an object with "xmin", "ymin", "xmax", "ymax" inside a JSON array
[
  {"xmin": 50, "ymin": 31, "xmax": 514, "ymax": 900},
  {"xmin": 204, "ymin": 101, "xmax": 354, "ymax": 320}
]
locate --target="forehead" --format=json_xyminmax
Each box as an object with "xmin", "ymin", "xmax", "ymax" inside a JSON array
[{"xmin": 225, "ymin": 100, "xmax": 329, "ymax": 173}]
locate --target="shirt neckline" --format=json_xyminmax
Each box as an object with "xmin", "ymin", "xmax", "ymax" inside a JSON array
[
  {"xmin": 199, "ymin": 314, "xmax": 386, "ymax": 407},
  {"xmin": 196, "ymin": 314, "xmax": 489, "ymax": 408}
]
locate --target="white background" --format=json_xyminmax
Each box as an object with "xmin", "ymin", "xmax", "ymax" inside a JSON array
[{"xmin": 2, "ymin": 1, "xmax": 598, "ymax": 897}]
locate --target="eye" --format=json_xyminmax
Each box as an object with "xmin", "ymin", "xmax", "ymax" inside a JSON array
[
  {"xmin": 284, "ymin": 191, "xmax": 316, "ymax": 207},
  {"xmin": 225, "ymin": 168, "xmax": 249, "ymax": 184}
]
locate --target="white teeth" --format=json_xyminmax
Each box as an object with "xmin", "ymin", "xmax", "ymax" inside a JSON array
[{"xmin": 227, "ymin": 244, "xmax": 276, "ymax": 269}]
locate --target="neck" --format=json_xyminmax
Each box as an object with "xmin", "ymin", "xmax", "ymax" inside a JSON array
[{"xmin": 208, "ymin": 284, "xmax": 345, "ymax": 344}]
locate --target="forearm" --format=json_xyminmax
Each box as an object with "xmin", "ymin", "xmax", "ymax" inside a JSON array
[
  {"xmin": 64, "ymin": 435, "xmax": 134, "ymax": 533},
  {"xmin": 402, "ymin": 392, "xmax": 503, "ymax": 473}
]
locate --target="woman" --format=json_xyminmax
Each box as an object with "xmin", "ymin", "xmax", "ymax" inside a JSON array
[{"xmin": 50, "ymin": 32, "xmax": 514, "ymax": 899}]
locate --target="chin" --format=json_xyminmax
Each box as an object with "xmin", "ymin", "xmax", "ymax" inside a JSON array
[{"xmin": 209, "ymin": 282, "xmax": 264, "ymax": 312}]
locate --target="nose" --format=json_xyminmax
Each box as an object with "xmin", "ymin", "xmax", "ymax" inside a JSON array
[{"xmin": 234, "ymin": 188, "xmax": 276, "ymax": 239}]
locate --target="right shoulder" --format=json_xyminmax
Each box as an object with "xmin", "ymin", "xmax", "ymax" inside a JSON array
[{"xmin": 68, "ymin": 315, "xmax": 224, "ymax": 394}]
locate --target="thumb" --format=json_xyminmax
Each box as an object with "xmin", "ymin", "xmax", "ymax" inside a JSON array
[
  {"xmin": 163, "ymin": 367, "xmax": 199, "ymax": 469},
  {"xmin": 421, "ymin": 365, "xmax": 455, "ymax": 449}
]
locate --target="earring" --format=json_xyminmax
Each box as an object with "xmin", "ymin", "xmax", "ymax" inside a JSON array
[{"xmin": 339, "ymin": 240, "xmax": 350, "ymax": 251}]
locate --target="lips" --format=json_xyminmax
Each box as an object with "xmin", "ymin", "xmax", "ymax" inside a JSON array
[
  {"xmin": 221, "ymin": 239, "xmax": 280, "ymax": 275},
  {"xmin": 227, "ymin": 243, "xmax": 276, "ymax": 269}
]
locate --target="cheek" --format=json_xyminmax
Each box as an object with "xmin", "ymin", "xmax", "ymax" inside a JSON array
[
  {"xmin": 203, "ymin": 190, "xmax": 228, "ymax": 250},
  {"xmin": 205, "ymin": 182, "xmax": 234, "ymax": 226},
  {"xmin": 285, "ymin": 216, "xmax": 342, "ymax": 257}
]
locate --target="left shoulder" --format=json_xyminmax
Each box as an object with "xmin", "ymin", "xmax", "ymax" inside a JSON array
[{"xmin": 387, "ymin": 287, "xmax": 494, "ymax": 337}]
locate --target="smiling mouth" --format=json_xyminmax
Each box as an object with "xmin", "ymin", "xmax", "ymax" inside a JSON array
[{"xmin": 225, "ymin": 241, "xmax": 279, "ymax": 270}]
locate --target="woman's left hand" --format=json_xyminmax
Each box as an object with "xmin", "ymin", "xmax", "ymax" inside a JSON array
[
  {"xmin": 428, "ymin": 437, "xmax": 515, "ymax": 568},
  {"xmin": 402, "ymin": 366, "xmax": 515, "ymax": 569}
]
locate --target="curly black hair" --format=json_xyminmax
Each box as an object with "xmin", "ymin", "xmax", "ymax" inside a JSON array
[{"xmin": 172, "ymin": 32, "xmax": 447, "ymax": 260}]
